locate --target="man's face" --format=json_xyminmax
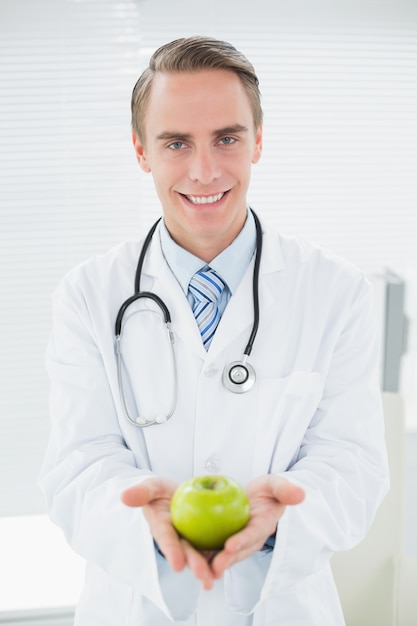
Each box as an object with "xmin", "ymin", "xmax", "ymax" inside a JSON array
[{"xmin": 132, "ymin": 69, "xmax": 262, "ymax": 260}]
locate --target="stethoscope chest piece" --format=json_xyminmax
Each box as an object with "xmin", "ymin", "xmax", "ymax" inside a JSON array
[{"xmin": 222, "ymin": 360, "xmax": 256, "ymax": 393}]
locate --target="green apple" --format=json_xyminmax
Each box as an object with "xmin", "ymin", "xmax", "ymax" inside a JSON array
[{"xmin": 170, "ymin": 475, "xmax": 250, "ymax": 550}]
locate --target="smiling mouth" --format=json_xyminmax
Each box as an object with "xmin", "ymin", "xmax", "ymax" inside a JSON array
[{"xmin": 182, "ymin": 191, "xmax": 226, "ymax": 205}]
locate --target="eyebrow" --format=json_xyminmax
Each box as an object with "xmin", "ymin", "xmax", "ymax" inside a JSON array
[{"xmin": 156, "ymin": 124, "xmax": 249, "ymax": 142}]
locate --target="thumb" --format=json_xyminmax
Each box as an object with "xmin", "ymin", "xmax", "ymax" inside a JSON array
[
  {"xmin": 271, "ymin": 477, "xmax": 305, "ymax": 505},
  {"xmin": 121, "ymin": 477, "xmax": 177, "ymax": 507}
]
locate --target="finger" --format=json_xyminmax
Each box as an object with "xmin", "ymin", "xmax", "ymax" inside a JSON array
[
  {"xmin": 271, "ymin": 478, "xmax": 305, "ymax": 505},
  {"xmin": 121, "ymin": 478, "xmax": 177, "ymax": 507},
  {"xmin": 247, "ymin": 475, "xmax": 305, "ymax": 505},
  {"xmin": 223, "ymin": 521, "xmax": 269, "ymax": 555},
  {"xmin": 181, "ymin": 540, "xmax": 216, "ymax": 590},
  {"xmin": 211, "ymin": 527, "xmax": 274, "ymax": 578},
  {"xmin": 155, "ymin": 530, "xmax": 187, "ymax": 573},
  {"xmin": 210, "ymin": 547, "xmax": 242, "ymax": 578}
]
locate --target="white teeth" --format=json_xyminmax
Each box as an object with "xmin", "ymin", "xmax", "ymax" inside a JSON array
[{"xmin": 186, "ymin": 192, "xmax": 224, "ymax": 205}]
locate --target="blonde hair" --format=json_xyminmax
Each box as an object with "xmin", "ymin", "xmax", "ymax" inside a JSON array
[{"xmin": 131, "ymin": 36, "xmax": 263, "ymax": 143}]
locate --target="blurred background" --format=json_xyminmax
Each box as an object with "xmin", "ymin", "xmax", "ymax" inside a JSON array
[{"xmin": 0, "ymin": 0, "xmax": 416, "ymax": 624}]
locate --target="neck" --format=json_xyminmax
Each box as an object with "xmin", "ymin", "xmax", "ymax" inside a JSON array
[{"xmin": 165, "ymin": 213, "xmax": 248, "ymax": 263}]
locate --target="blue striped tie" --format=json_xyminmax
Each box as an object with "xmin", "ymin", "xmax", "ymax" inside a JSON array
[{"xmin": 189, "ymin": 268, "xmax": 226, "ymax": 350}]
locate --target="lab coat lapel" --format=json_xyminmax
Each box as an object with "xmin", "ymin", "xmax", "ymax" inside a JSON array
[
  {"xmin": 208, "ymin": 226, "xmax": 286, "ymax": 361},
  {"xmin": 142, "ymin": 233, "xmax": 206, "ymax": 359},
  {"xmin": 140, "ymin": 221, "xmax": 286, "ymax": 361}
]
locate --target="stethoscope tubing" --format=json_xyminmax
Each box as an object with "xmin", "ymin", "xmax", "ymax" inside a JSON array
[
  {"xmin": 115, "ymin": 208, "xmax": 262, "ymax": 426},
  {"xmin": 243, "ymin": 209, "xmax": 262, "ymax": 357}
]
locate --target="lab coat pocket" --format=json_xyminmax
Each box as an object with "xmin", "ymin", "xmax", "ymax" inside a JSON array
[{"xmin": 252, "ymin": 371, "xmax": 323, "ymax": 477}]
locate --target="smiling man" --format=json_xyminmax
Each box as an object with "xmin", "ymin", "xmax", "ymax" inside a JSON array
[
  {"xmin": 39, "ymin": 36, "xmax": 389, "ymax": 626},
  {"xmin": 131, "ymin": 64, "xmax": 262, "ymax": 262}
]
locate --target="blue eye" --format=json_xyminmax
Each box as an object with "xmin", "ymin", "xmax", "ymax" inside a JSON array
[
  {"xmin": 169, "ymin": 141, "xmax": 186, "ymax": 150},
  {"xmin": 220, "ymin": 136, "xmax": 235, "ymax": 145}
]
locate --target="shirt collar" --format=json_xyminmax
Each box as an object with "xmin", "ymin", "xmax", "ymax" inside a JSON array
[{"xmin": 159, "ymin": 209, "xmax": 257, "ymax": 295}]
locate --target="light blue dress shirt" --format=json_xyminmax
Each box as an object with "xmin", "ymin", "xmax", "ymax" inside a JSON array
[{"xmin": 159, "ymin": 209, "xmax": 257, "ymax": 314}]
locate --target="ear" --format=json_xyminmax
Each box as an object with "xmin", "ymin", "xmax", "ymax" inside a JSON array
[
  {"xmin": 132, "ymin": 131, "xmax": 151, "ymax": 173},
  {"xmin": 252, "ymin": 124, "xmax": 263, "ymax": 164}
]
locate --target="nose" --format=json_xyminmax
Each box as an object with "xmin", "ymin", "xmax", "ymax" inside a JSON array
[{"xmin": 188, "ymin": 147, "xmax": 221, "ymax": 185}]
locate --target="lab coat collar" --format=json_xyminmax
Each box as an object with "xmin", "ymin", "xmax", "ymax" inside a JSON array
[
  {"xmin": 207, "ymin": 224, "xmax": 286, "ymax": 362},
  {"xmin": 142, "ymin": 230, "xmax": 206, "ymax": 357},
  {"xmin": 140, "ymin": 220, "xmax": 286, "ymax": 361}
]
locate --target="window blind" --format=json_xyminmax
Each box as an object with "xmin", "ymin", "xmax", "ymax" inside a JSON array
[
  {"xmin": 1, "ymin": 0, "xmax": 416, "ymax": 516},
  {"xmin": 137, "ymin": 0, "xmax": 417, "ymax": 274},
  {"xmin": 0, "ymin": 0, "xmax": 147, "ymax": 515}
]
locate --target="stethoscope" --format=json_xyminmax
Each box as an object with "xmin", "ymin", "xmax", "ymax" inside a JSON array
[{"xmin": 115, "ymin": 208, "xmax": 262, "ymax": 427}]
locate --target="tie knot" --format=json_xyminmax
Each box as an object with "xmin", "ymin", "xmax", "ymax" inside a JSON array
[{"xmin": 189, "ymin": 267, "xmax": 226, "ymax": 305}]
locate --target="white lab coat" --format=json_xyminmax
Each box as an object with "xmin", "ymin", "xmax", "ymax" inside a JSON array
[{"xmin": 39, "ymin": 219, "xmax": 389, "ymax": 625}]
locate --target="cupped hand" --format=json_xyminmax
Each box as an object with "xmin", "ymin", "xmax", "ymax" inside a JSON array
[
  {"xmin": 210, "ymin": 475, "xmax": 305, "ymax": 578},
  {"xmin": 121, "ymin": 478, "xmax": 217, "ymax": 589}
]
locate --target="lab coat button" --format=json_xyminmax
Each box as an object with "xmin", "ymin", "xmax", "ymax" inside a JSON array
[
  {"xmin": 204, "ymin": 457, "xmax": 220, "ymax": 472},
  {"xmin": 204, "ymin": 366, "xmax": 219, "ymax": 377}
]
